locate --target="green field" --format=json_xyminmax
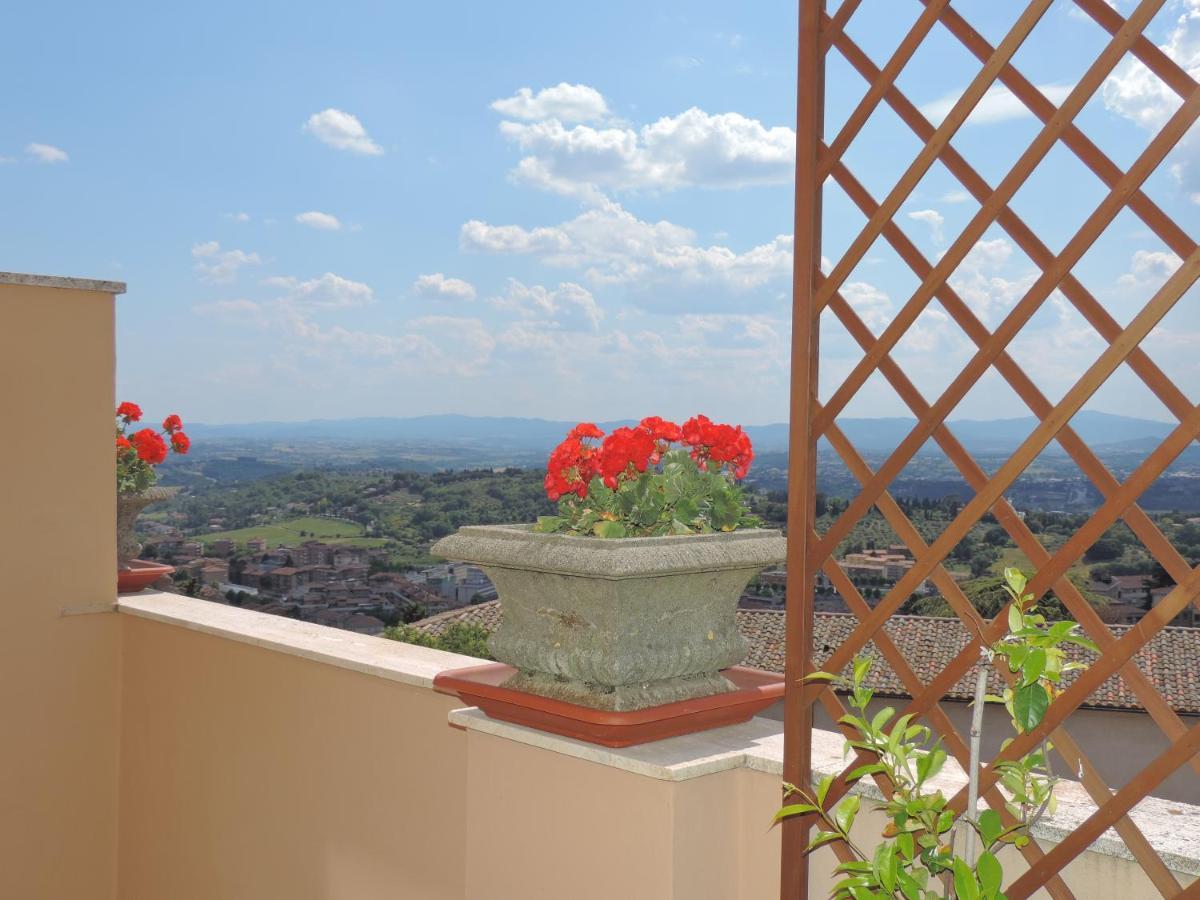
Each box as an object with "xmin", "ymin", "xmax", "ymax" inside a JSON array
[
  {"xmin": 988, "ymin": 545, "xmax": 1089, "ymax": 581},
  {"xmin": 195, "ymin": 516, "xmax": 391, "ymax": 550}
]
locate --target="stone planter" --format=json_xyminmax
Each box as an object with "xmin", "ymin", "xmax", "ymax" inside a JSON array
[
  {"xmin": 117, "ymin": 486, "xmax": 179, "ymax": 569},
  {"xmin": 430, "ymin": 524, "xmax": 786, "ymax": 711}
]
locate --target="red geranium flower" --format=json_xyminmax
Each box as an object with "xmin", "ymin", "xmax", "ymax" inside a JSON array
[
  {"xmin": 131, "ymin": 428, "xmax": 168, "ymax": 465},
  {"xmin": 639, "ymin": 416, "xmax": 682, "ymax": 442},
  {"xmin": 115, "ymin": 436, "xmax": 132, "ymax": 452},
  {"xmin": 597, "ymin": 426, "xmax": 656, "ymax": 489},
  {"xmin": 544, "ymin": 431, "xmax": 601, "ymax": 502},
  {"xmin": 116, "ymin": 401, "xmax": 143, "ymax": 422},
  {"xmin": 681, "ymin": 414, "xmax": 753, "ymax": 479},
  {"xmin": 162, "ymin": 414, "xmax": 183, "ymax": 433},
  {"xmin": 569, "ymin": 422, "xmax": 604, "ymax": 440},
  {"xmin": 170, "ymin": 430, "xmax": 191, "ymax": 454}
]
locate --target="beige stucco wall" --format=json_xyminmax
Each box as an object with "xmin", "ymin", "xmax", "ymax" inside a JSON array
[
  {"xmin": 0, "ymin": 282, "xmax": 122, "ymax": 900},
  {"xmin": 116, "ymin": 616, "xmax": 470, "ymax": 900}
]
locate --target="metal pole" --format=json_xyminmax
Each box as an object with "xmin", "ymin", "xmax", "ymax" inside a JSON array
[{"xmin": 781, "ymin": 1, "xmax": 825, "ymax": 897}]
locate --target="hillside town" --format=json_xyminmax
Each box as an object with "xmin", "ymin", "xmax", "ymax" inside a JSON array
[
  {"xmin": 143, "ymin": 517, "xmax": 1197, "ymax": 637},
  {"xmin": 142, "ymin": 528, "xmax": 498, "ymax": 636}
]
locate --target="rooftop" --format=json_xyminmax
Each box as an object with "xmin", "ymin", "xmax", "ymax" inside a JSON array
[{"xmin": 418, "ymin": 602, "xmax": 1200, "ymax": 716}]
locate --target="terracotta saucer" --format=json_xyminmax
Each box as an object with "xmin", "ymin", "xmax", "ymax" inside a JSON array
[
  {"xmin": 117, "ymin": 560, "xmax": 175, "ymax": 594},
  {"xmin": 434, "ymin": 663, "xmax": 784, "ymax": 748}
]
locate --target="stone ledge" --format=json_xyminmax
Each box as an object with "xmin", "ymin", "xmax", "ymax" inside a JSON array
[
  {"xmin": 117, "ymin": 591, "xmax": 479, "ymax": 689},
  {"xmin": 0, "ymin": 271, "xmax": 127, "ymax": 294},
  {"xmin": 450, "ymin": 707, "xmax": 1200, "ymax": 877}
]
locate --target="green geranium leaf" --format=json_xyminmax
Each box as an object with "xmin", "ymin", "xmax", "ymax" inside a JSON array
[{"xmin": 592, "ymin": 520, "xmax": 627, "ymax": 539}]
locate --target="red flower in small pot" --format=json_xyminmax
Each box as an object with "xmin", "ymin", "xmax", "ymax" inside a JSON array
[
  {"xmin": 115, "ymin": 401, "xmax": 192, "ymax": 495},
  {"xmin": 131, "ymin": 428, "xmax": 168, "ymax": 465},
  {"xmin": 116, "ymin": 401, "xmax": 142, "ymax": 422}
]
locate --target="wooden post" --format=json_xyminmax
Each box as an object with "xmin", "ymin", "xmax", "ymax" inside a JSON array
[{"xmin": 781, "ymin": 1, "xmax": 825, "ymax": 896}]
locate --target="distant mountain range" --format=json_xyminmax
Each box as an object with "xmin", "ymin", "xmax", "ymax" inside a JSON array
[{"xmin": 186, "ymin": 411, "xmax": 1178, "ymax": 455}]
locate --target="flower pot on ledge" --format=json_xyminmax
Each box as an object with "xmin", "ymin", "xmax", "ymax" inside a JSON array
[
  {"xmin": 117, "ymin": 486, "xmax": 178, "ymax": 592},
  {"xmin": 431, "ymin": 524, "xmax": 786, "ymax": 712}
]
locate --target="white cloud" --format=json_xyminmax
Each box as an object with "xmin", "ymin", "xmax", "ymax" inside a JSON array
[
  {"xmin": 459, "ymin": 218, "xmax": 572, "ymax": 255},
  {"xmin": 1103, "ymin": 1, "xmax": 1200, "ymax": 201},
  {"xmin": 225, "ymin": 212, "xmax": 251, "ymax": 222},
  {"xmin": 840, "ymin": 281, "xmax": 894, "ymax": 332},
  {"xmin": 413, "ymin": 272, "xmax": 478, "ymax": 301},
  {"xmin": 461, "ymin": 200, "xmax": 792, "ymax": 304},
  {"xmin": 405, "ymin": 316, "xmax": 497, "ymax": 376},
  {"xmin": 191, "ymin": 298, "xmax": 265, "ymax": 324},
  {"xmin": 1118, "ymin": 249, "xmax": 1184, "ymax": 290},
  {"xmin": 946, "ymin": 237, "xmax": 1037, "ymax": 326},
  {"xmin": 495, "ymin": 96, "xmax": 795, "ymax": 197},
  {"xmin": 263, "ymin": 272, "xmax": 374, "ymax": 309},
  {"xmin": 295, "ymin": 210, "xmax": 343, "ymax": 231},
  {"xmin": 26, "ymin": 142, "xmax": 68, "ymax": 163},
  {"xmin": 303, "ymin": 108, "xmax": 383, "ymax": 155},
  {"xmin": 919, "ymin": 83, "xmax": 1074, "ymax": 126},
  {"xmin": 907, "ymin": 208, "xmax": 945, "ymax": 243},
  {"xmin": 489, "ymin": 278, "xmax": 602, "ymax": 330},
  {"xmin": 491, "ymin": 83, "xmax": 609, "ymax": 123},
  {"xmin": 192, "ymin": 241, "xmax": 262, "ymax": 283},
  {"xmin": 666, "ymin": 55, "xmax": 704, "ymax": 69},
  {"xmin": 677, "ymin": 313, "xmax": 781, "ymax": 346},
  {"xmin": 941, "ymin": 190, "xmax": 972, "ymax": 204}
]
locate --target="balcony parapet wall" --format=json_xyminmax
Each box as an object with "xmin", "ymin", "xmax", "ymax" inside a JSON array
[{"xmin": 117, "ymin": 593, "xmax": 1199, "ymax": 899}]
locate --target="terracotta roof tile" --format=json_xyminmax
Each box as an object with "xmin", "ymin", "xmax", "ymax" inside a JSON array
[{"xmin": 415, "ymin": 602, "xmax": 1200, "ymax": 715}]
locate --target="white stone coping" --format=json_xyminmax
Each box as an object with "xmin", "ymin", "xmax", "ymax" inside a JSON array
[
  {"xmin": 116, "ymin": 592, "xmax": 1200, "ymax": 877},
  {"xmin": 0, "ymin": 271, "xmax": 126, "ymax": 294},
  {"xmin": 117, "ymin": 591, "xmax": 480, "ymax": 689},
  {"xmin": 449, "ymin": 709, "xmax": 1200, "ymax": 877}
]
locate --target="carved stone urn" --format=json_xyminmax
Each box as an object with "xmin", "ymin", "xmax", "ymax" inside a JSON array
[
  {"xmin": 430, "ymin": 524, "xmax": 786, "ymax": 711},
  {"xmin": 117, "ymin": 486, "xmax": 179, "ymax": 569}
]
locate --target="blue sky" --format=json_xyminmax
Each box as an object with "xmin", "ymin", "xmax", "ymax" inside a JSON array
[{"xmin": 3, "ymin": 0, "xmax": 1196, "ymax": 426}]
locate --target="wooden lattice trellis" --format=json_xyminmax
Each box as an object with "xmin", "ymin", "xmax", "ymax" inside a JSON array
[{"xmin": 783, "ymin": 1, "xmax": 1200, "ymax": 897}]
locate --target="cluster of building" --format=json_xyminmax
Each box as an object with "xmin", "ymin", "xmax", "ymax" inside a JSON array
[{"xmin": 143, "ymin": 530, "xmax": 498, "ymax": 637}]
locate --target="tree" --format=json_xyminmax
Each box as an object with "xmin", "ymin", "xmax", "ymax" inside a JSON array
[
  {"xmin": 1083, "ymin": 537, "xmax": 1121, "ymax": 562},
  {"xmin": 381, "ymin": 622, "xmax": 492, "ymax": 659},
  {"xmin": 913, "ymin": 573, "xmax": 1107, "ymax": 621}
]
